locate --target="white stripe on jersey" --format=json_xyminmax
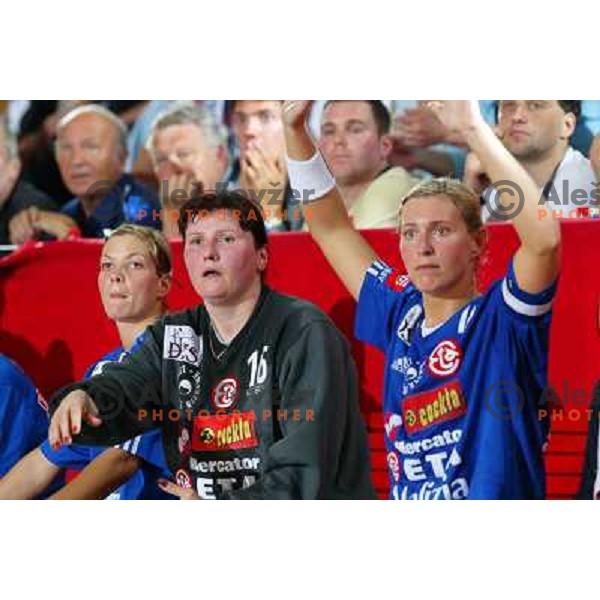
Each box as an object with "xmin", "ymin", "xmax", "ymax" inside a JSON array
[
  {"xmin": 120, "ymin": 439, "xmax": 131, "ymax": 452},
  {"xmin": 501, "ymin": 279, "xmax": 553, "ymax": 317},
  {"xmin": 458, "ymin": 305, "xmax": 477, "ymax": 334},
  {"xmin": 130, "ymin": 435, "xmax": 141, "ymax": 455}
]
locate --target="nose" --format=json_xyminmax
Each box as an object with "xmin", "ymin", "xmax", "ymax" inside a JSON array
[
  {"xmin": 202, "ymin": 237, "xmax": 219, "ymax": 262},
  {"xmin": 70, "ymin": 145, "xmax": 86, "ymax": 166},
  {"xmin": 512, "ymin": 103, "xmax": 528, "ymax": 123},
  {"xmin": 332, "ymin": 130, "xmax": 347, "ymax": 148},
  {"xmin": 163, "ymin": 155, "xmax": 185, "ymax": 177},
  {"xmin": 415, "ymin": 231, "xmax": 434, "ymax": 256},
  {"xmin": 109, "ymin": 267, "xmax": 125, "ymax": 283},
  {"xmin": 244, "ymin": 115, "xmax": 262, "ymax": 135}
]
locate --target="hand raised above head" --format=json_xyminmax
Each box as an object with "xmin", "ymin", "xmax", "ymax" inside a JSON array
[
  {"xmin": 425, "ymin": 100, "xmax": 485, "ymax": 137},
  {"xmin": 282, "ymin": 101, "xmax": 314, "ymax": 129}
]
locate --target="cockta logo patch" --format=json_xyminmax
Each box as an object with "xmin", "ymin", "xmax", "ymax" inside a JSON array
[
  {"xmin": 402, "ymin": 380, "xmax": 466, "ymax": 435},
  {"xmin": 192, "ymin": 411, "xmax": 258, "ymax": 452}
]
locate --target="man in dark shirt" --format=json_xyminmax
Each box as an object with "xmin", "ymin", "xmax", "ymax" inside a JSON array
[{"xmin": 0, "ymin": 118, "xmax": 56, "ymax": 245}]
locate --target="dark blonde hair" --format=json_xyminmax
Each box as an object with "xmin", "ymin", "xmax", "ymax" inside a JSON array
[
  {"xmin": 399, "ymin": 178, "xmax": 483, "ymax": 234},
  {"xmin": 107, "ymin": 224, "xmax": 172, "ymax": 277}
]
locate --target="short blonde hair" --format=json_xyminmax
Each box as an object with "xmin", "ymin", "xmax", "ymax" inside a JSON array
[
  {"xmin": 107, "ymin": 224, "xmax": 172, "ymax": 277},
  {"xmin": 399, "ymin": 178, "xmax": 482, "ymax": 233}
]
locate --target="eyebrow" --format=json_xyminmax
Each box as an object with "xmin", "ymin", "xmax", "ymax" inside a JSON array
[
  {"xmin": 101, "ymin": 252, "xmax": 148, "ymax": 260},
  {"xmin": 322, "ymin": 118, "xmax": 366, "ymax": 128},
  {"xmin": 401, "ymin": 220, "xmax": 454, "ymax": 228},
  {"xmin": 187, "ymin": 229, "xmax": 238, "ymax": 237}
]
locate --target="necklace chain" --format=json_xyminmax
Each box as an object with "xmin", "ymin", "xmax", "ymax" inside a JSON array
[{"xmin": 209, "ymin": 322, "xmax": 229, "ymax": 361}]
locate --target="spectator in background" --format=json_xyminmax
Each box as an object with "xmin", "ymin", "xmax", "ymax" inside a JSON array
[
  {"xmin": 230, "ymin": 100, "xmax": 303, "ymax": 232},
  {"xmin": 0, "ymin": 118, "xmax": 57, "ymax": 245},
  {"xmin": 466, "ymin": 101, "xmax": 596, "ymax": 220},
  {"xmin": 319, "ymin": 100, "xmax": 419, "ymax": 229},
  {"xmin": 127, "ymin": 101, "xmax": 227, "ymax": 185},
  {"xmin": 10, "ymin": 101, "xmax": 148, "ymax": 204},
  {"xmin": 146, "ymin": 103, "xmax": 230, "ymax": 239},
  {"xmin": 9, "ymin": 105, "xmax": 161, "ymax": 242},
  {"xmin": 388, "ymin": 100, "xmax": 470, "ymax": 178}
]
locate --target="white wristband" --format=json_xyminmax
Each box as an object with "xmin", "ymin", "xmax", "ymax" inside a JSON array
[{"xmin": 286, "ymin": 151, "xmax": 336, "ymax": 204}]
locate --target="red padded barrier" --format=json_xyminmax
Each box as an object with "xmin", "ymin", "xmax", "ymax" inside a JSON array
[{"xmin": 0, "ymin": 221, "xmax": 598, "ymax": 499}]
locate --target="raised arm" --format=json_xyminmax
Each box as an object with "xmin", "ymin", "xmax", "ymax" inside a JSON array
[
  {"xmin": 282, "ymin": 101, "xmax": 378, "ymax": 300},
  {"xmin": 431, "ymin": 101, "xmax": 560, "ymax": 293}
]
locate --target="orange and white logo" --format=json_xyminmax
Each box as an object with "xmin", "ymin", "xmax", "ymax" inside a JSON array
[{"xmin": 428, "ymin": 340, "xmax": 462, "ymax": 378}]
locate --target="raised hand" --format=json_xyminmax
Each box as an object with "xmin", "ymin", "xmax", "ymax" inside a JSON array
[
  {"xmin": 392, "ymin": 105, "xmax": 448, "ymax": 148},
  {"xmin": 425, "ymin": 100, "xmax": 485, "ymax": 137},
  {"xmin": 282, "ymin": 101, "xmax": 314, "ymax": 129}
]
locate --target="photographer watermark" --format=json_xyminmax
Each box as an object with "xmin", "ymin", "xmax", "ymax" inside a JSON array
[
  {"xmin": 483, "ymin": 178, "xmax": 600, "ymax": 221},
  {"xmin": 483, "ymin": 380, "xmax": 600, "ymax": 422}
]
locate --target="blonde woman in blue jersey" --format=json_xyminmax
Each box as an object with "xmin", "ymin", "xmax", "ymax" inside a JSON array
[
  {"xmin": 0, "ymin": 224, "xmax": 172, "ymax": 499},
  {"xmin": 282, "ymin": 100, "xmax": 561, "ymax": 499}
]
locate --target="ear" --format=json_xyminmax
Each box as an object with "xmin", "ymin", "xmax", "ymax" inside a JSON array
[
  {"xmin": 561, "ymin": 112, "xmax": 577, "ymax": 140},
  {"xmin": 471, "ymin": 229, "xmax": 488, "ymax": 260},
  {"xmin": 257, "ymin": 246, "xmax": 268, "ymax": 272},
  {"xmin": 379, "ymin": 134, "xmax": 394, "ymax": 161},
  {"xmin": 157, "ymin": 273, "xmax": 172, "ymax": 299}
]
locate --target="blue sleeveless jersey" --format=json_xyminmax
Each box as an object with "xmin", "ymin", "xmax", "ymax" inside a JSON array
[
  {"xmin": 39, "ymin": 334, "xmax": 172, "ymax": 500},
  {"xmin": 355, "ymin": 259, "xmax": 555, "ymax": 500}
]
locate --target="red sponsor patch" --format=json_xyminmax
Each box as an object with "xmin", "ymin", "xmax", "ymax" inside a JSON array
[
  {"xmin": 402, "ymin": 380, "xmax": 466, "ymax": 435},
  {"xmin": 428, "ymin": 339, "xmax": 462, "ymax": 378},
  {"xmin": 385, "ymin": 271, "xmax": 411, "ymax": 292},
  {"xmin": 211, "ymin": 376, "xmax": 239, "ymax": 410},
  {"xmin": 192, "ymin": 411, "xmax": 258, "ymax": 452}
]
